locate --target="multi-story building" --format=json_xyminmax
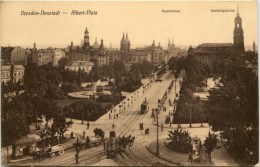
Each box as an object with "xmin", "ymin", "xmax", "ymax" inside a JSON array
[
  {"xmin": 31, "ymin": 44, "xmax": 65, "ymax": 66},
  {"xmin": 53, "ymin": 49, "xmax": 66, "ymax": 66},
  {"xmin": 37, "ymin": 48, "xmax": 54, "ymax": 65},
  {"xmin": 1, "ymin": 47, "xmax": 27, "ymax": 66},
  {"xmin": 65, "ymin": 61, "xmax": 94, "ymax": 73},
  {"xmin": 124, "ymin": 49, "xmax": 151, "ymax": 71},
  {"xmin": 1, "ymin": 65, "xmax": 11, "ymax": 83},
  {"xmin": 13, "ymin": 65, "xmax": 25, "ymax": 83},
  {"xmin": 193, "ymin": 10, "xmax": 245, "ymax": 69},
  {"xmin": 1, "ymin": 64, "xmax": 25, "ymax": 84}
]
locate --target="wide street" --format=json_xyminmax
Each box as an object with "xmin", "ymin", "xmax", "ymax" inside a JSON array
[{"xmin": 10, "ymin": 70, "xmax": 208, "ymax": 166}]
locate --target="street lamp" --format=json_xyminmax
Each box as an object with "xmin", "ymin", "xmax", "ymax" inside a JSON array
[
  {"xmin": 127, "ymin": 98, "xmax": 130, "ymax": 107},
  {"xmin": 156, "ymin": 108, "xmax": 159, "ymax": 155}
]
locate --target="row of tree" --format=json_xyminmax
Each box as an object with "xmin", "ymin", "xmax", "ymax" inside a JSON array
[{"xmin": 205, "ymin": 57, "xmax": 258, "ymax": 164}]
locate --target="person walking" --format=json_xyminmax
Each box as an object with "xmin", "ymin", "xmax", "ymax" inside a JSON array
[
  {"xmin": 75, "ymin": 153, "xmax": 79, "ymax": 164},
  {"xmin": 161, "ymin": 124, "xmax": 164, "ymax": 131},
  {"xmin": 85, "ymin": 136, "xmax": 90, "ymax": 149},
  {"xmin": 87, "ymin": 121, "xmax": 90, "ymax": 129},
  {"xmin": 188, "ymin": 153, "xmax": 193, "ymax": 163}
]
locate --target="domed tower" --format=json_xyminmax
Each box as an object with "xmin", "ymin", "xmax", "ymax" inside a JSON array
[
  {"xmin": 83, "ymin": 27, "xmax": 90, "ymax": 49},
  {"xmin": 233, "ymin": 6, "xmax": 244, "ymax": 53}
]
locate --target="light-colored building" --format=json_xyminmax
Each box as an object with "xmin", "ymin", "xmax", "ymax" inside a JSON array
[
  {"xmin": 65, "ymin": 61, "xmax": 94, "ymax": 73},
  {"xmin": 13, "ymin": 65, "xmax": 25, "ymax": 83},
  {"xmin": 124, "ymin": 50, "xmax": 151, "ymax": 71},
  {"xmin": 1, "ymin": 65, "xmax": 11, "ymax": 84},
  {"xmin": 1, "ymin": 64, "xmax": 25, "ymax": 84},
  {"xmin": 53, "ymin": 49, "xmax": 66, "ymax": 66}
]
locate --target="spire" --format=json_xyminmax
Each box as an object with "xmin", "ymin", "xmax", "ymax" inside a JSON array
[
  {"xmin": 100, "ymin": 39, "xmax": 104, "ymax": 49},
  {"xmin": 122, "ymin": 33, "xmax": 125, "ymax": 40},
  {"xmin": 71, "ymin": 41, "xmax": 73, "ymax": 47},
  {"xmin": 126, "ymin": 33, "xmax": 129, "ymax": 40},
  {"xmin": 237, "ymin": 4, "xmax": 239, "ymax": 16},
  {"xmin": 172, "ymin": 38, "xmax": 175, "ymax": 47},
  {"xmin": 33, "ymin": 42, "xmax": 36, "ymax": 49},
  {"xmin": 85, "ymin": 27, "xmax": 89, "ymax": 34}
]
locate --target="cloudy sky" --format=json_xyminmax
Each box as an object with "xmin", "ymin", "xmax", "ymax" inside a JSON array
[{"xmin": 1, "ymin": 1, "xmax": 258, "ymax": 50}]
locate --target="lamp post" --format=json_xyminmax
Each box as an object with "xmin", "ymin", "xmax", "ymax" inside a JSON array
[
  {"xmin": 127, "ymin": 98, "xmax": 130, "ymax": 107},
  {"xmin": 123, "ymin": 102, "xmax": 126, "ymax": 110},
  {"xmin": 156, "ymin": 108, "xmax": 159, "ymax": 155}
]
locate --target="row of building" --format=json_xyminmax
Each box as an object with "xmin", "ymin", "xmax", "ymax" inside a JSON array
[
  {"xmin": 64, "ymin": 28, "xmax": 185, "ymax": 72},
  {"xmin": 3, "ymin": 10, "xmax": 254, "ymax": 84}
]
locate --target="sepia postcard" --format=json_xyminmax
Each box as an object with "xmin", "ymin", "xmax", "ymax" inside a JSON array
[{"xmin": 0, "ymin": 1, "xmax": 258, "ymax": 166}]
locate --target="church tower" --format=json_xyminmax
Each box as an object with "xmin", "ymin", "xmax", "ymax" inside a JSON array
[
  {"xmin": 120, "ymin": 32, "xmax": 130, "ymax": 53},
  {"xmin": 83, "ymin": 27, "xmax": 90, "ymax": 48},
  {"xmin": 233, "ymin": 6, "xmax": 245, "ymax": 53}
]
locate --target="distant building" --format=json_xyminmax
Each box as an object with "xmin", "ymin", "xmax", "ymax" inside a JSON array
[
  {"xmin": 1, "ymin": 64, "xmax": 25, "ymax": 84},
  {"xmin": 1, "ymin": 65, "xmax": 11, "ymax": 83},
  {"xmin": 1, "ymin": 47, "xmax": 27, "ymax": 66},
  {"xmin": 65, "ymin": 61, "xmax": 94, "ymax": 73},
  {"xmin": 124, "ymin": 49, "xmax": 151, "ymax": 71},
  {"xmin": 53, "ymin": 49, "xmax": 66, "ymax": 66},
  {"xmin": 120, "ymin": 33, "xmax": 130, "ymax": 53},
  {"xmin": 31, "ymin": 45, "xmax": 65, "ymax": 66},
  {"xmin": 193, "ymin": 10, "xmax": 245, "ymax": 68}
]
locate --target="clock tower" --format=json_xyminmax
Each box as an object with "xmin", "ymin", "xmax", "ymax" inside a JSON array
[{"xmin": 233, "ymin": 6, "xmax": 244, "ymax": 53}]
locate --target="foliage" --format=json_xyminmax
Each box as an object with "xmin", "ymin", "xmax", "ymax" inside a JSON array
[
  {"xmin": 64, "ymin": 101, "xmax": 105, "ymax": 121},
  {"xmin": 205, "ymin": 58, "xmax": 258, "ymax": 164},
  {"xmin": 167, "ymin": 128, "xmax": 192, "ymax": 153},
  {"xmin": 203, "ymin": 132, "xmax": 218, "ymax": 162}
]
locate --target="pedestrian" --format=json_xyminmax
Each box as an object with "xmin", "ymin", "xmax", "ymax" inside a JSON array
[
  {"xmin": 87, "ymin": 121, "xmax": 90, "ymax": 129},
  {"xmin": 188, "ymin": 153, "xmax": 193, "ymax": 163},
  {"xmin": 85, "ymin": 136, "xmax": 90, "ymax": 149},
  {"xmin": 33, "ymin": 151, "xmax": 37, "ymax": 161},
  {"xmin": 161, "ymin": 124, "xmax": 164, "ymax": 131},
  {"xmin": 83, "ymin": 131, "xmax": 86, "ymax": 139},
  {"xmin": 75, "ymin": 153, "xmax": 79, "ymax": 164}
]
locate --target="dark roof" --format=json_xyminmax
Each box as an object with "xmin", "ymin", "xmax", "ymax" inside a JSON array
[
  {"xmin": 14, "ymin": 136, "xmax": 38, "ymax": 145},
  {"xmin": 197, "ymin": 43, "xmax": 234, "ymax": 48},
  {"xmin": 1, "ymin": 47, "xmax": 14, "ymax": 59}
]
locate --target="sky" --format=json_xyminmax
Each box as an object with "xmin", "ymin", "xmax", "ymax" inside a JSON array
[{"xmin": 0, "ymin": 1, "xmax": 258, "ymax": 50}]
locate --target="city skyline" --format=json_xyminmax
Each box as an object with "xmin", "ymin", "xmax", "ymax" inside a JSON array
[{"xmin": 1, "ymin": 1, "xmax": 258, "ymax": 50}]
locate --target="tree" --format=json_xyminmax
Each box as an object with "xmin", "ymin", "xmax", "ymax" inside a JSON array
[{"xmin": 204, "ymin": 132, "xmax": 218, "ymax": 163}]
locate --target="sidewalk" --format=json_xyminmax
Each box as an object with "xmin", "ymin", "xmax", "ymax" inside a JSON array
[{"xmin": 146, "ymin": 138, "xmax": 239, "ymax": 166}]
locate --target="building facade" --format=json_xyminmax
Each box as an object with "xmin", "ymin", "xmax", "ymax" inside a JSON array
[
  {"xmin": 193, "ymin": 11, "xmax": 245, "ymax": 68},
  {"xmin": 1, "ymin": 64, "xmax": 25, "ymax": 84},
  {"xmin": 65, "ymin": 61, "xmax": 94, "ymax": 73}
]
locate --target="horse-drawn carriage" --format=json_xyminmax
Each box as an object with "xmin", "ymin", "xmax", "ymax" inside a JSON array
[{"xmin": 46, "ymin": 144, "xmax": 65, "ymax": 158}]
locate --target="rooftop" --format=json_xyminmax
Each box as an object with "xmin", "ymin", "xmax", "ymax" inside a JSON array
[{"xmin": 197, "ymin": 43, "xmax": 234, "ymax": 48}]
